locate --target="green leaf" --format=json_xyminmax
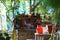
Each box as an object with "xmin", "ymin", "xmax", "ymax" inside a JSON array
[{"xmin": 19, "ymin": 0, "xmax": 24, "ymax": 3}]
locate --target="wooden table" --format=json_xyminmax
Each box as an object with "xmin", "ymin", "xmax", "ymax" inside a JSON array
[{"xmin": 34, "ymin": 33, "xmax": 52, "ymax": 40}]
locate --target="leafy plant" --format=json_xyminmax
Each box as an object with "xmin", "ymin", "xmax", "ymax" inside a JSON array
[{"xmin": 47, "ymin": 0, "xmax": 60, "ymax": 23}]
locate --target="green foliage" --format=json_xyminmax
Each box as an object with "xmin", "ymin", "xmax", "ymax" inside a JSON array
[
  {"xmin": 47, "ymin": 0, "xmax": 60, "ymax": 8},
  {"xmin": 19, "ymin": 0, "xmax": 24, "ymax": 4},
  {"xmin": 54, "ymin": 11, "xmax": 60, "ymax": 23},
  {"xmin": 46, "ymin": 0, "xmax": 60, "ymax": 23},
  {"xmin": 2, "ymin": 30, "xmax": 6, "ymax": 40}
]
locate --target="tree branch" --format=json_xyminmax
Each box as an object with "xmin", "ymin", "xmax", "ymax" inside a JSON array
[
  {"xmin": 7, "ymin": 15, "xmax": 13, "ymax": 22},
  {"xmin": 32, "ymin": 0, "xmax": 41, "ymax": 11}
]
